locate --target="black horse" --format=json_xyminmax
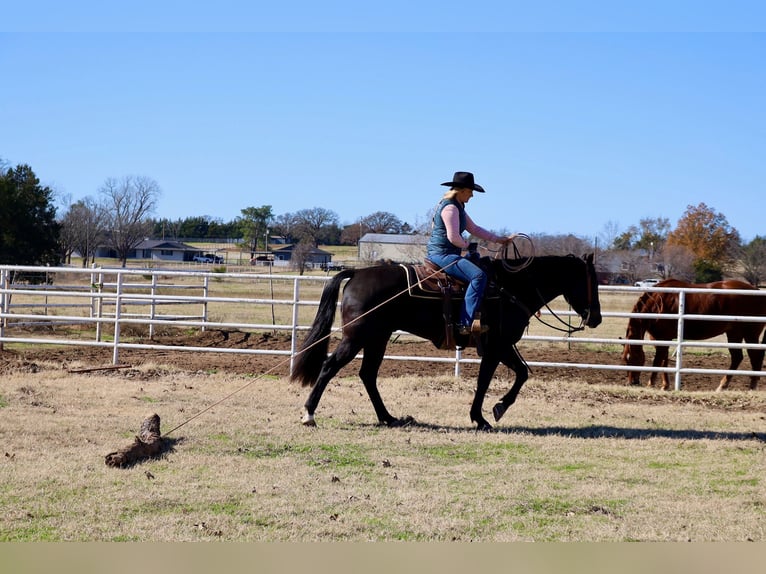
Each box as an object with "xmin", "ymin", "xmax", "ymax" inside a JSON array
[{"xmin": 290, "ymin": 254, "xmax": 602, "ymax": 430}]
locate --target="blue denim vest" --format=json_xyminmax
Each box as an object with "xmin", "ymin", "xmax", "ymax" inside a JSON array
[{"xmin": 427, "ymin": 198, "xmax": 466, "ymax": 257}]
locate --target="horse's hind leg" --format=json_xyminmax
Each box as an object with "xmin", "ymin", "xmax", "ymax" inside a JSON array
[
  {"xmin": 750, "ymin": 329, "xmax": 766, "ymax": 390},
  {"xmin": 302, "ymin": 337, "xmax": 362, "ymax": 426},
  {"xmin": 742, "ymin": 330, "xmax": 763, "ymax": 390},
  {"xmin": 651, "ymin": 346, "xmax": 670, "ymax": 390},
  {"xmin": 492, "ymin": 346, "xmax": 529, "ymax": 423},
  {"xmin": 717, "ymin": 333, "xmax": 745, "ymax": 392},
  {"xmin": 470, "ymin": 355, "xmax": 501, "ymax": 431}
]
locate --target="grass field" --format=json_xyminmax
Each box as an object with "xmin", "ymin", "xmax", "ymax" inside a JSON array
[{"xmin": 1, "ymin": 362, "xmax": 764, "ymax": 542}]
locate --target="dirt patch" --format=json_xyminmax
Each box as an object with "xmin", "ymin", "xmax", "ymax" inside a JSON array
[{"xmin": 1, "ymin": 328, "xmax": 762, "ymax": 395}]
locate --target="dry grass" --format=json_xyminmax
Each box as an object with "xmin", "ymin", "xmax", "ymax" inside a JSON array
[{"xmin": 1, "ymin": 363, "xmax": 765, "ymax": 542}]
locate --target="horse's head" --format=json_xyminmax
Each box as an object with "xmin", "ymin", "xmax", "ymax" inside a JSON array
[{"xmin": 562, "ymin": 253, "xmax": 602, "ymax": 329}]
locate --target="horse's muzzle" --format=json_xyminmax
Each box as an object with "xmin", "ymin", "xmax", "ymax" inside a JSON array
[{"xmin": 582, "ymin": 308, "xmax": 602, "ymax": 328}]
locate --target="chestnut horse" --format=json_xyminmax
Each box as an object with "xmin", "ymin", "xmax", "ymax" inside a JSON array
[
  {"xmin": 291, "ymin": 255, "xmax": 602, "ymax": 430},
  {"xmin": 622, "ymin": 279, "xmax": 766, "ymax": 390}
]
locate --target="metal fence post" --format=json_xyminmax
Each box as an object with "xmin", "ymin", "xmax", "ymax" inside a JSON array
[
  {"xmin": 201, "ymin": 275, "xmax": 209, "ymax": 332},
  {"xmin": 0, "ymin": 269, "xmax": 6, "ymax": 350},
  {"xmin": 290, "ymin": 278, "xmax": 300, "ymax": 375},
  {"xmin": 674, "ymin": 289, "xmax": 686, "ymax": 391},
  {"xmin": 95, "ymin": 271, "xmax": 104, "ymax": 342},
  {"xmin": 149, "ymin": 273, "xmax": 158, "ymax": 338},
  {"xmin": 112, "ymin": 271, "xmax": 123, "ymax": 365}
]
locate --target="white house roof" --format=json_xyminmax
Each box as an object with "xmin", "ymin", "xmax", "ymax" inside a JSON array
[{"xmin": 359, "ymin": 233, "xmax": 428, "ymax": 245}]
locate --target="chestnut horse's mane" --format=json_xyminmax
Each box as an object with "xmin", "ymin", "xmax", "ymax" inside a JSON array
[{"xmin": 625, "ymin": 290, "xmax": 665, "ymax": 341}]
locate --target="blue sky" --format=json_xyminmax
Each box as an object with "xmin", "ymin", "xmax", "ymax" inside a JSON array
[{"xmin": 2, "ymin": 4, "xmax": 765, "ymax": 242}]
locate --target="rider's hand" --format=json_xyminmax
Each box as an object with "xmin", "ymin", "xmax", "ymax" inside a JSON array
[{"xmin": 499, "ymin": 234, "xmax": 518, "ymax": 244}]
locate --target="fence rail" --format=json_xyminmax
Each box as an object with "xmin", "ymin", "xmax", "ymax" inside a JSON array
[{"xmin": 2, "ymin": 265, "xmax": 765, "ymax": 389}]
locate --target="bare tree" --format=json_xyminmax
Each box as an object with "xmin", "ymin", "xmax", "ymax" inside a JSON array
[
  {"xmin": 360, "ymin": 211, "xmax": 405, "ymax": 234},
  {"xmin": 659, "ymin": 243, "xmax": 695, "ymax": 281},
  {"xmin": 61, "ymin": 197, "xmax": 109, "ymax": 267},
  {"xmin": 738, "ymin": 236, "xmax": 766, "ymax": 287},
  {"xmin": 100, "ymin": 175, "xmax": 161, "ymax": 267},
  {"xmin": 292, "ymin": 207, "xmax": 340, "ymax": 247},
  {"xmin": 598, "ymin": 220, "xmax": 621, "ymax": 252},
  {"xmin": 290, "ymin": 239, "xmax": 314, "ymax": 275}
]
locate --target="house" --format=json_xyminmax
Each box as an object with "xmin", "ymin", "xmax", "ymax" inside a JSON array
[
  {"xmin": 358, "ymin": 233, "xmax": 428, "ymax": 263},
  {"xmin": 270, "ymin": 245, "xmax": 333, "ymax": 268},
  {"xmin": 94, "ymin": 239, "xmax": 200, "ymax": 262}
]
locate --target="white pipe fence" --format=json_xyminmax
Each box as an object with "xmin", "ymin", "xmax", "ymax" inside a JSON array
[{"xmin": 1, "ymin": 265, "xmax": 765, "ymax": 389}]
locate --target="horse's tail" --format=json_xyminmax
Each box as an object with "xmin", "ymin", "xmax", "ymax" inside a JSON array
[{"xmin": 290, "ymin": 269, "xmax": 356, "ymax": 387}]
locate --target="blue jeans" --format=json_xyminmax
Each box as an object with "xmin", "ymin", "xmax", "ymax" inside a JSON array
[{"xmin": 426, "ymin": 253, "xmax": 487, "ymax": 326}]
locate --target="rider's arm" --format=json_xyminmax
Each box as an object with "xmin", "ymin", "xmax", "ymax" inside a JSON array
[
  {"xmin": 464, "ymin": 213, "xmax": 510, "ymax": 244},
  {"xmin": 440, "ymin": 204, "xmax": 470, "ymax": 249}
]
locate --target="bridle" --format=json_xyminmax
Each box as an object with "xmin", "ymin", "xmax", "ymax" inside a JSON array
[{"xmin": 498, "ymin": 254, "xmax": 594, "ymax": 335}]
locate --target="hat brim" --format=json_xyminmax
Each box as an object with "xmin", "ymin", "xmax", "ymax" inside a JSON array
[{"xmin": 440, "ymin": 181, "xmax": 485, "ymax": 193}]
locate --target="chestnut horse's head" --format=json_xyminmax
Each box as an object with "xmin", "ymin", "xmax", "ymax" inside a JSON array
[{"xmin": 622, "ymin": 292, "xmax": 657, "ymax": 385}]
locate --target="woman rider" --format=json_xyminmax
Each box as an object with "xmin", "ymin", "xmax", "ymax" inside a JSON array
[{"xmin": 426, "ymin": 171, "xmax": 514, "ymax": 336}]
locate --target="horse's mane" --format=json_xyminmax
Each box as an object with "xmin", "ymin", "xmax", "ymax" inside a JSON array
[{"xmin": 626, "ymin": 278, "xmax": 684, "ymax": 339}]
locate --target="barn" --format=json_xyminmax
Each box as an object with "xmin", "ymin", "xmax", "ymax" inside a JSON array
[{"xmin": 358, "ymin": 233, "xmax": 429, "ymax": 264}]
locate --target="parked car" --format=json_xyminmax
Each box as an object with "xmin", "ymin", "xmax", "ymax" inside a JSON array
[
  {"xmin": 634, "ymin": 278, "xmax": 660, "ymax": 288},
  {"xmin": 204, "ymin": 253, "xmax": 224, "ymax": 263},
  {"xmin": 193, "ymin": 254, "xmax": 224, "ymax": 264}
]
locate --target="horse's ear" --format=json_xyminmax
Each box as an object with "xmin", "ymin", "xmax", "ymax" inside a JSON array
[{"xmin": 583, "ymin": 253, "xmax": 593, "ymax": 263}]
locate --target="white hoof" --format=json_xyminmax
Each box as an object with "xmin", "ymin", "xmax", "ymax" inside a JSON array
[{"xmin": 301, "ymin": 409, "xmax": 316, "ymax": 426}]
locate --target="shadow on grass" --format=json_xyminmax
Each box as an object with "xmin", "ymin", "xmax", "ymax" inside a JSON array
[
  {"xmin": 363, "ymin": 419, "xmax": 766, "ymax": 442},
  {"xmin": 498, "ymin": 425, "xmax": 766, "ymax": 442},
  {"xmin": 104, "ymin": 436, "xmax": 184, "ymax": 469}
]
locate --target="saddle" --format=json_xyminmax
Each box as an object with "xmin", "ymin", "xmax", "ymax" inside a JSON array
[
  {"xmin": 401, "ymin": 260, "xmax": 469, "ymax": 351},
  {"xmin": 402, "ymin": 259, "xmax": 466, "ymax": 299}
]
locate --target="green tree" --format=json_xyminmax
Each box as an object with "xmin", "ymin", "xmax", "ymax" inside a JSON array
[
  {"xmin": 634, "ymin": 217, "xmax": 670, "ymax": 257},
  {"xmin": 238, "ymin": 205, "xmax": 274, "ymax": 257},
  {"xmin": 178, "ymin": 216, "xmax": 211, "ymax": 238},
  {"xmin": 0, "ymin": 164, "xmax": 61, "ymax": 266}
]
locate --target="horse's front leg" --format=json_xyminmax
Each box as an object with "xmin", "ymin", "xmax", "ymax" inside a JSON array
[
  {"xmin": 492, "ymin": 346, "xmax": 529, "ymax": 423},
  {"xmin": 745, "ymin": 335, "xmax": 765, "ymax": 390},
  {"xmin": 717, "ymin": 337, "xmax": 744, "ymax": 391},
  {"xmin": 358, "ymin": 338, "xmax": 407, "ymax": 426},
  {"xmin": 470, "ymin": 355, "xmax": 501, "ymax": 431},
  {"xmin": 651, "ymin": 346, "xmax": 670, "ymax": 390}
]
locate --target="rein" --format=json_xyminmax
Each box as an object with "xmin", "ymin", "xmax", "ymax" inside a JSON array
[{"xmin": 497, "ymin": 252, "xmax": 592, "ymax": 335}]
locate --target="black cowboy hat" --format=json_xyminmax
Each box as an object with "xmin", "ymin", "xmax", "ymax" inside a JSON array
[{"xmin": 440, "ymin": 171, "xmax": 485, "ymax": 193}]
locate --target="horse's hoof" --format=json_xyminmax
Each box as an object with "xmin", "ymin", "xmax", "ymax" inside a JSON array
[
  {"xmin": 474, "ymin": 420, "xmax": 494, "ymax": 432},
  {"xmin": 492, "ymin": 402, "xmax": 508, "ymax": 422},
  {"xmin": 385, "ymin": 415, "xmax": 415, "ymax": 428},
  {"xmin": 301, "ymin": 409, "xmax": 316, "ymax": 426}
]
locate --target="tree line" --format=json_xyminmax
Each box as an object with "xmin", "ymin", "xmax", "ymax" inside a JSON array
[{"xmin": 1, "ymin": 160, "xmax": 765, "ymax": 285}]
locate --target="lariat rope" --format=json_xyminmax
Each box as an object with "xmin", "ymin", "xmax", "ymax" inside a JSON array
[{"xmin": 163, "ymin": 235, "xmax": 545, "ymax": 437}]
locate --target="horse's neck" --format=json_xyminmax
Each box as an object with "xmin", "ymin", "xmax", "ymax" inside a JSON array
[
  {"xmin": 495, "ymin": 256, "xmax": 576, "ymax": 311},
  {"xmin": 527, "ymin": 257, "xmax": 571, "ymax": 306}
]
